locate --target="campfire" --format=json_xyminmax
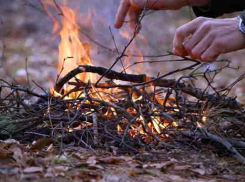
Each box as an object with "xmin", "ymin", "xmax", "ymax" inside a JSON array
[{"xmin": 1, "ymin": 1, "xmax": 245, "ymax": 164}]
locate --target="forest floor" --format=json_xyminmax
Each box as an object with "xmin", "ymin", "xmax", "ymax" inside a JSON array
[{"xmin": 1, "ymin": 139, "xmax": 245, "ymax": 182}]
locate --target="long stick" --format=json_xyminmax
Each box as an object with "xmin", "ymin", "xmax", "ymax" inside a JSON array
[{"xmin": 54, "ymin": 65, "xmax": 241, "ymax": 109}]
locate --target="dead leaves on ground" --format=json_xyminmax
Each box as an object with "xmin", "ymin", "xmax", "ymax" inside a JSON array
[{"xmin": 0, "ymin": 138, "xmax": 245, "ymax": 181}]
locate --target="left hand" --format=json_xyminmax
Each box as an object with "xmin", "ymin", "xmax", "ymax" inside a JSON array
[{"xmin": 173, "ymin": 17, "xmax": 245, "ymax": 62}]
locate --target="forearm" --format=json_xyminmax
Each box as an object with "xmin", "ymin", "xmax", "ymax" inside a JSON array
[{"xmin": 193, "ymin": 0, "xmax": 245, "ymax": 18}]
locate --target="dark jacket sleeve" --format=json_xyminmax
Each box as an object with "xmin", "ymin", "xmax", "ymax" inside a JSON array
[{"xmin": 193, "ymin": 0, "xmax": 245, "ymax": 18}]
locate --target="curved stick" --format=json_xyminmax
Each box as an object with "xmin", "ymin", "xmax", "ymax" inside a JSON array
[{"xmin": 54, "ymin": 65, "xmax": 241, "ymax": 109}]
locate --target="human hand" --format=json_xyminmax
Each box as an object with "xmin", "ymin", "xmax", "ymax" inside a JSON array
[
  {"xmin": 173, "ymin": 17, "xmax": 245, "ymax": 62},
  {"xmin": 114, "ymin": 0, "xmax": 189, "ymax": 32}
]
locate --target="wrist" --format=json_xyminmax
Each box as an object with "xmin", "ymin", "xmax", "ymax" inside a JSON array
[
  {"xmin": 188, "ymin": 0, "xmax": 211, "ymax": 6},
  {"xmin": 237, "ymin": 16, "xmax": 245, "ymax": 34}
]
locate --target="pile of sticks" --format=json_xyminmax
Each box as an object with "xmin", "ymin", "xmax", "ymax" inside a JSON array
[{"xmin": 1, "ymin": 56, "xmax": 245, "ymax": 163}]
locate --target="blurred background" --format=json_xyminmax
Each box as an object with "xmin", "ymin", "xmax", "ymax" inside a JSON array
[{"xmin": 1, "ymin": 0, "xmax": 245, "ymax": 102}]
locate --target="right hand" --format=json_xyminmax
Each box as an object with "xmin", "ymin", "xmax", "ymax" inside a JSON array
[
  {"xmin": 114, "ymin": 0, "xmax": 189, "ymax": 31},
  {"xmin": 173, "ymin": 17, "xmax": 245, "ymax": 62}
]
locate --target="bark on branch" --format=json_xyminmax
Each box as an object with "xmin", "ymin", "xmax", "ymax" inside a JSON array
[{"xmin": 54, "ymin": 65, "xmax": 241, "ymax": 109}]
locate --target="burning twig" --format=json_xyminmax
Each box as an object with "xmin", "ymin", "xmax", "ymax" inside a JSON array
[{"xmin": 54, "ymin": 65, "xmax": 241, "ymax": 109}]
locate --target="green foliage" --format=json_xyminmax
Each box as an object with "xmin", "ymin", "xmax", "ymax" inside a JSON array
[{"xmin": 0, "ymin": 115, "xmax": 17, "ymax": 136}]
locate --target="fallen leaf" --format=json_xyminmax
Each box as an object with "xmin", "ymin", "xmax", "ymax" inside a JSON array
[
  {"xmin": 31, "ymin": 138, "xmax": 53, "ymax": 150},
  {"xmin": 49, "ymin": 155, "xmax": 68, "ymax": 164},
  {"xmin": 2, "ymin": 139, "xmax": 20, "ymax": 144},
  {"xmin": 44, "ymin": 166, "xmax": 69, "ymax": 178},
  {"xmin": 45, "ymin": 166, "xmax": 68, "ymax": 178},
  {"xmin": 46, "ymin": 143, "xmax": 55, "ymax": 154},
  {"xmin": 44, "ymin": 173, "xmax": 55, "ymax": 178},
  {"xmin": 88, "ymin": 164, "xmax": 104, "ymax": 170},
  {"xmin": 128, "ymin": 160, "xmax": 142, "ymax": 169},
  {"xmin": 147, "ymin": 177, "xmax": 165, "ymax": 182},
  {"xmin": 128, "ymin": 169, "xmax": 138, "ymax": 176},
  {"xmin": 191, "ymin": 168, "xmax": 206, "ymax": 175},
  {"xmin": 72, "ymin": 171, "xmax": 102, "ymax": 181},
  {"xmin": 118, "ymin": 156, "xmax": 132, "ymax": 162},
  {"xmin": 23, "ymin": 167, "xmax": 43, "ymax": 173},
  {"xmin": 27, "ymin": 157, "xmax": 46, "ymax": 167},
  {"xmin": 0, "ymin": 167, "xmax": 19, "ymax": 175},
  {"xmin": 101, "ymin": 174, "xmax": 130, "ymax": 182},
  {"xmin": 72, "ymin": 152, "xmax": 85, "ymax": 160},
  {"xmin": 9, "ymin": 145, "xmax": 27, "ymax": 167},
  {"xmin": 74, "ymin": 162, "xmax": 89, "ymax": 168},
  {"xmin": 86, "ymin": 156, "xmax": 97, "ymax": 165},
  {"xmin": 45, "ymin": 172, "xmax": 65, "ymax": 178},
  {"xmin": 174, "ymin": 165, "xmax": 191, "ymax": 171},
  {"xmin": 98, "ymin": 157, "xmax": 125, "ymax": 164},
  {"xmin": 143, "ymin": 161, "xmax": 174, "ymax": 169},
  {"xmin": 48, "ymin": 166, "xmax": 69, "ymax": 172},
  {"xmin": 166, "ymin": 174, "xmax": 184, "ymax": 182},
  {"xmin": 0, "ymin": 147, "xmax": 9, "ymax": 159},
  {"xmin": 20, "ymin": 173, "xmax": 41, "ymax": 180}
]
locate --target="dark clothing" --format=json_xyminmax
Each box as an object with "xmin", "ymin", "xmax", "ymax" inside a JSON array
[{"xmin": 193, "ymin": 0, "xmax": 245, "ymax": 21}]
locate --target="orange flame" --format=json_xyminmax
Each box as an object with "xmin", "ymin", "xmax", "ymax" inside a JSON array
[
  {"xmin": 58, "ymin": 7, "xmax": 94, "ymax": 97},
  {"xmin": 44, "ymin": 2, "xmax": 181, "ymax": 141},
  {"xmin": 119, "ymin": 29, "xmax": 146, "ymax": 74}
]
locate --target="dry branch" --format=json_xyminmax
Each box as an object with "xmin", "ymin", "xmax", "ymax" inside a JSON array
[
  {"xmin": 54, "ymin": 65, "xmax": 241, "ymax": 109},
  {"xmin": 181, "ymin": 130, "xmax": 245, "ymax": 164},
  {"xmin": 93, "ymin": 113, "xmax": 99, "ymax": 146}
]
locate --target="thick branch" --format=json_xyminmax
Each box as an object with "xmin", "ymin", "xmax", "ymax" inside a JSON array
[
  {"xmin": 181, "ymin": 130, "xmax": 245, "ymax": 164},
  {"xmin": 54, "ymin": 65, "xmax": 241, "ymax": 109}
]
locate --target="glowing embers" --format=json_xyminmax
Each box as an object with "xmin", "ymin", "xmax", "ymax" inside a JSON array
[
  {"xmin": 66, "ymin": 121, "xmax": 93, "ymax": 133},
  {"xmin": 116, "ymin": 113, "xmax": 178, "ymax": 143},
  {"xmin": 116, "ymin": 93, "xmax": 180, "ymax": 143}
]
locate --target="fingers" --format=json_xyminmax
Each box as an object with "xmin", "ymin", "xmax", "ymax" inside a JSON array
[
  {"xmin": 128, "ymin": 7, "xmax": 142, "ymax": 33},
  {"xmin": 183, "ymin": 23, "xmax": 211, "ymax": 58},
  {"xmin": 173, "ymin": 17, "xmax": 220, "ymax": 62},
  {"xmin": 200, "ymin": 41, "xmax": 224, "ymax": 62},
  {"xmin": 173, "ymin": 17, "xmax": 206, "ymax": 56},
  {"xmin": 114, "ymin": 0, "xmax": 131, "ymax": 29},
  {"xmin": 173, "ymin": 23, "xmax": 197, "ymax": 56},
  {"xmin": 190, "ymin": 35, "xmax": 212, "ymax": 60}
]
